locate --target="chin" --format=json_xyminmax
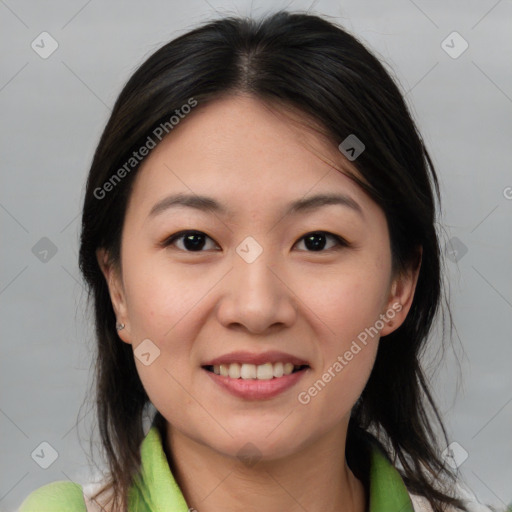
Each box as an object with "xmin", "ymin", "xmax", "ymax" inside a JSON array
[{"xmin": 205, "ymin": 429, "xmax": 307, "ymax": 464}]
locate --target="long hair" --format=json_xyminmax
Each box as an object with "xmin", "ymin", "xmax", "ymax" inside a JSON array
[{"xmin": 78, "ymin": 11, "xmax": 466, "ymax": 511}]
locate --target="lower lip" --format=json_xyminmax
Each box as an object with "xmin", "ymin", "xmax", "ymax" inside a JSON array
[{"xmin": 203, "ymin": 368, "xmax": 308, "ymax": 400}]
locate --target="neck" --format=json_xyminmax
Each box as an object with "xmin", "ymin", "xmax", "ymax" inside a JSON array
[{"xmin": 164, "ymin": 422, "xmax": 366, "ymax": 512}]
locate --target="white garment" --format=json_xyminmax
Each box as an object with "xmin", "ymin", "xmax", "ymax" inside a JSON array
[
  {"xmin": 410, "ymin": 493, "xmax": 435, "ymax": 511},
  {"xmin": 82, "ymin": 482, "xmax": 111, "ymax": 512},
  {"xmin": 409, "ymin": 490, "xmax": 495, "ymax": 512}
]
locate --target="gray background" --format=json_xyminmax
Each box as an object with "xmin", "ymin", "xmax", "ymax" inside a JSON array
[{"xmin": 1, "ymin": 1, "xmax": 511, "ymax": 511}]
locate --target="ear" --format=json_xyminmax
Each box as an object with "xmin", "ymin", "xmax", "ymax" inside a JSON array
[
  {"xmin": 379, "ymin": 246, "xmax": 422, "ymax": 337},
  {"xmin": 96, "ymin": 247, "xmax": 133, "ymax": 345}
]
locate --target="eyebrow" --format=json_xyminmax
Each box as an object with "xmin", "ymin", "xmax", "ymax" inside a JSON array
[{"xmin": 147, "ymin": 192, "xmax": 364, "ymax": 219}]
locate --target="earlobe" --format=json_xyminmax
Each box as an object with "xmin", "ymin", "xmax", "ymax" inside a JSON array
[{"xmin": 96, "ymin": 248, "xmax": 132, "ymax": 345}]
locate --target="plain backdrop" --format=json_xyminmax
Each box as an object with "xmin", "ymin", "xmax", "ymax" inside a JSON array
[{"xmin": 1, "ymin": 1, "xmax": 511, "ymax": 511}]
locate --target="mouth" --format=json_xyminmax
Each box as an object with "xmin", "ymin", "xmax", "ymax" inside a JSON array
[
  {"xmin": 201, "ymin": 351, "xmax": 311, "ymax": 399},
  {"xmin": 202, "ymin": 362, "xmax": 310, "ymax": 400},
  {"xmin": 202, "ymin": 362, "xmax": 310, "ymax": 380}
]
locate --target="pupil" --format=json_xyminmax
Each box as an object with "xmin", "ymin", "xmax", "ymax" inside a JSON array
[
  {"xmin": 184, "ymin": 233, "xmax": 205, "ymax": 251},
  {"xmin": 305, "ymin": 233, "xmax": 326, "ymax": 251}
]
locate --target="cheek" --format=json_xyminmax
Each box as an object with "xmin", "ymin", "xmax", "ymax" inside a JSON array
[
  {"xmin": 122, "ymin": 249, "xmax": 209, "ymax": 340},
  {"xmin": 292, "ymin": 255, "xmax": 389, "ymax": 409},
  {"xmin": 297, "ymin": 258, "xmax": 390, "ymax": 342},
  {"xmin": 295, "ymin": 280, "xmax": 382, "ymax": 429},
  {"xmin": 120, "ymin": 253, "xmax": 203, "ymax": 396}
]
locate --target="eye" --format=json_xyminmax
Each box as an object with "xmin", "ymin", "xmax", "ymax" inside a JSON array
[
  {"xmin": 162, "ymin": 230, "xmax": 219, "ymax": 252},
  {"xmin": 161, "ymin": 230, "xmax": 348, "ymax": 253},
  {"xmin": 295, "ymin": 231, "xmax": 348, "ymax": 252}
]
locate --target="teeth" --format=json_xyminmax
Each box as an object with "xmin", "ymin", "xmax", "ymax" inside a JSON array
[
  {"xmin": 211, "ymin": 362, "xmax": 305, "ymax": 380},
  {"xmin": 228, "ymin": 363, "xmax": 241, "ymax": 379},
  {"xmin": 273, "ymin": 362, "xmax": 284, "ymax": 378},
  {"xmin": 284, "ymin": 362, "xmax": 294, "ymax": 375},
  {"xmin": 256, "ymin": 362, "xmax": 273, "ymax": 380},
  {"xmin": 240, "ymin": 363, "xmax": 257, "ymax": 379}
]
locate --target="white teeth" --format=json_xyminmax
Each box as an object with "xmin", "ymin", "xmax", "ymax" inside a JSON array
[
  {"xmin": 240, "ymin": 363, "xmax": 257, "ymax": 379},
  {"xmin": 210, "ymin": 361, "xmax": 306, "ymax": 380},
  {"xmin": 273, "ymin": 361, "xmax": 284, "ymax": 378},
  {"xmin": 256, "ymin": 362, "xmax": 274, "ymax": 380},
  {"xmin": 283, "ymin": 362, "xmax": 294, "ymax": 375},
  {"xmin": 228, "ymin": 362, "xmax": 241, "ymax": 379}
]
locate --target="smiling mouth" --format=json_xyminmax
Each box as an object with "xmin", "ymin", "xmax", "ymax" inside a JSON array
[{"xmin": 203, "ymin": 362, "xmax": 310, "ymax": 380}]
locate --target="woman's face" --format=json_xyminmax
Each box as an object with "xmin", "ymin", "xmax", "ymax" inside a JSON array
[{"xmin": 98, "ymin": 94, "xmax": 418, "ymax": 461}]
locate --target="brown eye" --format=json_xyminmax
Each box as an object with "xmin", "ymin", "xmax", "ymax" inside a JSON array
[
  {"xmin": 295, "ymin": 232, "xmax": 348, "ymax": 252},
  {"xmin": 163, "ymin": 230, "xmax": 219, "ymax": 252}
]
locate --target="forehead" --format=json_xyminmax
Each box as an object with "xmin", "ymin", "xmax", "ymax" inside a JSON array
[{"xmin": 125, "ymin": 94, "xmax": 376, "ymax": 221}]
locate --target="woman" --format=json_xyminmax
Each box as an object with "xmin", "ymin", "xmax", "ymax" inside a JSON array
[{"xmin": 20, "ymin": 11, "xmax": 486, "ymax": 512}]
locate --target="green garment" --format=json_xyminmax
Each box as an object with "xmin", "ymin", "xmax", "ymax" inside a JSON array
[{"xmin": 19, "ymin": 425, "xmax": 415, "ymax": 512}]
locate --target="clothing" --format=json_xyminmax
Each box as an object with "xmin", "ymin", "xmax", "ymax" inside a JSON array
[{"xmin": 18, "ymin": 423, "xmax": 464, "ymax": 512}]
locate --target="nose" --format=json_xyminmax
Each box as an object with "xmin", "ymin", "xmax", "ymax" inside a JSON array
[{"xmin": 215, "ymin": 249, "xmax": 298, "ymax": 335}]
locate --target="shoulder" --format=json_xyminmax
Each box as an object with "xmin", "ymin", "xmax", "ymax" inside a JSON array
[
  {"xmin": 18, "ymin": 480, "xmax": 86, "ymax": 512},
  {"xmin": 409, "ymin": 492, "xmax": 464, "ymax": 512},
  {"xmin": 408, "ymin": 491, "xmax": 496, "ymax": 512},
  {"xmin": 409, "ymin": 493, "xmax": 436, "ymax": 512}
]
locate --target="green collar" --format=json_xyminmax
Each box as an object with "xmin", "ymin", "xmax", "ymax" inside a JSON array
[{"xmin": 128, "ymin": 426, "xmax": 415, "ymax": 512}]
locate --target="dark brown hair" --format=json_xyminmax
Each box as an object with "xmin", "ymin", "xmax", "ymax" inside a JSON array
[{"xmin": 78, "ymin": 11, "xmax": 466, "ymax": 511}]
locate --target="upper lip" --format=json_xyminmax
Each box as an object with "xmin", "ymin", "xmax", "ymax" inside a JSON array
[{"xmin": 202, "ymin": 351, "xmax": 310, "ymax": 367}]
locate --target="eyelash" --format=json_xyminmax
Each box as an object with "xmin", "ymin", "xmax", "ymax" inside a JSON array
[{"xmin": 160, "ymin": 230, "xmax": 350, "ymax": 253}]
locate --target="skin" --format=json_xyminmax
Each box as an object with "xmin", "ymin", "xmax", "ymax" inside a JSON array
[{"xmin": 97, "ymin": 94, "xmax": 420, "ymax": 512}]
